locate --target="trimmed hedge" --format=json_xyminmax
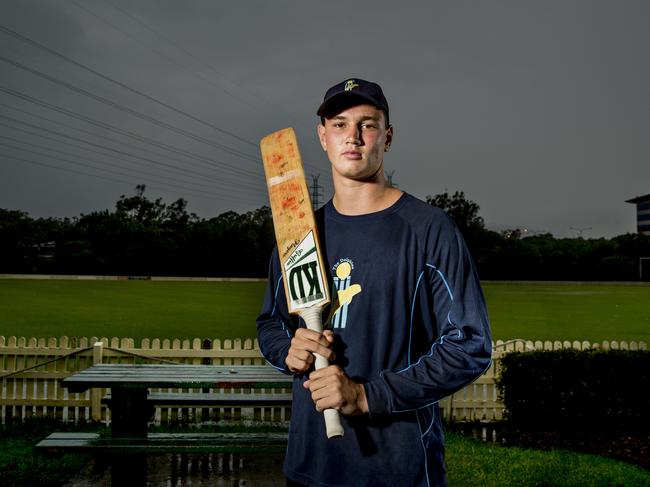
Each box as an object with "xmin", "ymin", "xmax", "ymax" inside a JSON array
[{"xmin": 496, "ymin": 349, "xmax": 650, "ymax": 431}]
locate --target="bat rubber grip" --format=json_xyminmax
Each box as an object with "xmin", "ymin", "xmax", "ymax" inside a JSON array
[{"xmin": 298, "ymin": 306, "xmax": 344, "ymax": 439}]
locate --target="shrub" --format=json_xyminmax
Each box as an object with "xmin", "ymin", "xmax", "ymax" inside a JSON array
[{"xmin": 496, "ymin": 349, "xmax": 650, "ymax": 432}]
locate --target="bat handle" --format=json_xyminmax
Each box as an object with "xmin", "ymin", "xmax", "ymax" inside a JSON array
[{"xmin": 298, "ymin": 306, "xmax": 345, "ymax": 439}]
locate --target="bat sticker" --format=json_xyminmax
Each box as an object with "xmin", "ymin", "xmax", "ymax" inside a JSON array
[{"xmin": 284, "ymin": 231, "xmax": 327, "ymax": 309}]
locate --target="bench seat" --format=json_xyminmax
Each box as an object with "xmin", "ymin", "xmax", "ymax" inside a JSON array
[
  {"xmin": 102, "ymin": 392, "xmax": 293, "ymax": 407},
  {"xmin": 36, "ymin": 431, "xmax": 289, "ymax": 454}
]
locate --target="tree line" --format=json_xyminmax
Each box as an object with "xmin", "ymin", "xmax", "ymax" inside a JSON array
[
  {"xmin": 1, "ymin": 186, "xmax": 649, "ymax": 280},
  {"xmin": 427, "ymin": 191, "xmax": 650, "ymax": 281},
  {"xmin": 0, "ymin": 185, "xmax": 273, "ymax": 278}
]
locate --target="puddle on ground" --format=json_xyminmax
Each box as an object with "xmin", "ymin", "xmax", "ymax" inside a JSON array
[{"xmin": 63, "ymin": 452, "xmax": 287, "ymax": 486}]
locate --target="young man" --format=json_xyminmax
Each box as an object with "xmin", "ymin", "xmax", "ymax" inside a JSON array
[{"xmin": 257, "ymin": 78, "xmax": 492, "ymax": 487}]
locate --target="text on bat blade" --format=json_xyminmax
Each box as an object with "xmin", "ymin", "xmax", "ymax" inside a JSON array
[{"xmin": 288, "ymin": 262, "xmax": 323, "ymax": 302}]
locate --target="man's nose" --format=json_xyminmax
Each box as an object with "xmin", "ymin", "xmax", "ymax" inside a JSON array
[{"xmin": 345, "ymin": 125, "xmax": 361, "ymax": 144}]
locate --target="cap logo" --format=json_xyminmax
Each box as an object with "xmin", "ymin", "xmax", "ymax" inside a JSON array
[{"xmin": 344, "ymin": 79, "xmax": 359, "ymax": 92}]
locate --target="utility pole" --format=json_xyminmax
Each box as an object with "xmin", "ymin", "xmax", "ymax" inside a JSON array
[{"xmin": 310, "ymin": 174, "xmax": 323, "ymax": 210}]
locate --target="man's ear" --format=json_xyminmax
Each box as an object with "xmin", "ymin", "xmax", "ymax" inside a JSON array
[
  {"xmin": 317, "ymin": 123, "xmax": 327, "ymax": 151},
  {"xmin": 385, "ymin": 125, "xmax": 394, "ymax": 151}
]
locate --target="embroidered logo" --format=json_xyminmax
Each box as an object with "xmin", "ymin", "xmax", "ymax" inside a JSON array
[
  {"xmin": 328, "ymin": 259, "xmax": 362, "ymax": 329},
  {"xmin": 344, "ymin": 79, "xmax": 359, "ymax": 92}
]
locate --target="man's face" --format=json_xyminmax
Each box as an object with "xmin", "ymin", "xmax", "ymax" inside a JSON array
[{"xmin": 317, "ymin": 104, "xmax": 392, "ymax": 183}]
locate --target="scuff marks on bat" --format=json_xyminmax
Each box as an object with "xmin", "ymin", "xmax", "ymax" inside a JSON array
[
  {"xmin": 282, "ymin": 195, "xmax": 298, "ymax": 210},
  {"xmin": 282, "ymin": 195, "xmax": 306, "ymax": 212},
  {"xmin": 280, "ymin": 182, "xmax": 304, "ymax": 212},
  {"xmin": 270, "ymin": 153, "xmax": 284, "ymax": 165}
]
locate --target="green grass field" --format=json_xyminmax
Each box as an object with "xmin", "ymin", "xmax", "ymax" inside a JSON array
[
  {"xmin": 0, "ymin": 279, "xmax": 266, "ymax": 342},
  {"xmin": 445, "ymin": 432, "xmax": 650, "ymax": 486},
  {"xmin": 0, "ymin": 279, "xmax": 648, "ymax": 343},
  {"xmin": 482, "ymin": 281, "xmax": 650, "ymax": 343},
  {"xmin": 2, "ymin": 423, "xmax": 648, "ymax": 487}
]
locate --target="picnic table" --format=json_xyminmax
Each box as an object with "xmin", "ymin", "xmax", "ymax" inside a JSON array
[{"xmin": 37, "ymin": 363, "xmax": 293, "ymax": 453}]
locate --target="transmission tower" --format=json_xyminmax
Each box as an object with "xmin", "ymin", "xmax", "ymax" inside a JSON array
[
  {"xmin": 310, "ymin": 174, "xmax": 324, "ymax": 210},
  {"xmin": 569, "ymin": 226, "xmax": 592, "ymax": 237},
  {"xmin": 385, "ymin": 170, "xmax": 398, "ymax": 188}
]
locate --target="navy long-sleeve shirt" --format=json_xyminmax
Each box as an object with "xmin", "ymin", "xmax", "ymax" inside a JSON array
[{"xmin": 257, "ymin": 193, "xmax": 492, "ymax": 487}]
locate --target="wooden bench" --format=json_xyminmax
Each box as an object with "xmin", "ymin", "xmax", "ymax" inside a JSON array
[
  {"xmin": 102, "ymin": 391, "xmax": 293, "ymax": 407},
  {"xmin": 102, "ymin": 391, "xmax": 293, "ymax": 423},
  {"xmin": 36, "ymin": 431, "xmax": 289, "ymax": 454}
]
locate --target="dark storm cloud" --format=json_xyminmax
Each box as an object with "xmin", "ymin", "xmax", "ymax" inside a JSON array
[{"xmin": 1, "ymin": 0, "xmax": 648, "ymax": 237}]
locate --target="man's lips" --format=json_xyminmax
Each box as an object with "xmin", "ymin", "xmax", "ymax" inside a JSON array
[{"xmin": 342, "ymin": 150, "xmax": 362, "ymax": 159}]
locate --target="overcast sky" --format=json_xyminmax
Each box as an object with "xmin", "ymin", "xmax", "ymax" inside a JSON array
[{"xmin": 1, "ymin": 0, "xmax": 648, "ymax": 238}]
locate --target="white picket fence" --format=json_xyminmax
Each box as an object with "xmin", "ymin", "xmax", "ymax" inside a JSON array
[{"xmin": 0, "ymin": 336, "xmax": 646, "ymax": 424}]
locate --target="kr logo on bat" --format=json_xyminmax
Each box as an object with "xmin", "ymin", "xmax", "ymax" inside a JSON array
[{"xmin": 284, "ymin": 231, "xmax": 326, "ymax": 310}]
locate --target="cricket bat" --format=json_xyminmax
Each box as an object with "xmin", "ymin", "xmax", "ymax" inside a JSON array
[{"xmin": 260, "ymin": 127, "xmax": 344, "ymax": 439}]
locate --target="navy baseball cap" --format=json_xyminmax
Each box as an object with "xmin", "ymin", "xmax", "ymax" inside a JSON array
[{"xmin": 317, "ymin": 78, "xmax": 389, "ymax": 121}]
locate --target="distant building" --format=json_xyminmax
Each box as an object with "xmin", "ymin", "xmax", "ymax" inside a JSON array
[{"xmin": 626, "ymin": 194, "xmax": 650, "ymax": 235}]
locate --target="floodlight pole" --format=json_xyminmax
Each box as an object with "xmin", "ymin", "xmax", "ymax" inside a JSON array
[{"xmin": 640, "ymin": 257, "xmax": 650, "ymax": 281}]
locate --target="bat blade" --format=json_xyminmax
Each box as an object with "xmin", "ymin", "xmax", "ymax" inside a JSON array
[
  {"xmin": 260, "ymin": 127, "xmax": 343, "ymax": 439},
  {"xmin": 260, "ymin": 127, "xmax": 330, "ymax": 314}
]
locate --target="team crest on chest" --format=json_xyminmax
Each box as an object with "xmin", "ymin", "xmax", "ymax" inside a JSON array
[{"xmin": 327, "ymin": 259, "xmax": 362, "ymax": 329}]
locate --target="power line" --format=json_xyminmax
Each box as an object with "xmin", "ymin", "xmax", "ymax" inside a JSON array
[
  {"xmin": 0, "ymin": 152, "xmax": 144, "ymax": 194},
  {"xmin": 0, "ymin": 152, "xmax": 260, "ymax": 206},
  {"xmin": 0, "ymin": 115, "xmax": 263, "ymax": 192},
  {"xmin": 0, "ymin": 21, "xmax": 333, "ymax": 203},
  {"xmin": 0, "ymin": 120, "xmax": 212, "ymax": 185},
  {"xmin": 0, "ymin": 88, "xmax": 266, "ymax": 183},
  {"xmin": 81, "ymin": 0, "xmax": 268, "ymax": 119},
  {"xmin": 0, "ymin": 135, "xmax": 256, "ymax": 198},
  {"xmin": 0, "ymin": 24, "xmax": 259, "ymax": 150},
  {"xmin": 97, "ymin": 0, "xmax": 313, "ymax": 131},
  {"xmin": 0, "ymin": 54, "xmax": 259, "ymax": 163},
  {"xmin": 0, "ymin": 141, "xmax": 225, "ymax": 201},
  {"xmin": 84, "ymin": 0, "xmax": 326, "ymax": 176},
  {"xmin": 0, "ymin": 22, "xmax": 333, "ymax": 193}
]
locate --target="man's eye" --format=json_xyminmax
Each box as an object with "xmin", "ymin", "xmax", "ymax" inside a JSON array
[
  {"xmin": 362, "ymin": 123, "xmax": 377, "ymax": 130},
  {"xmin": 333, "ymin": 122, "xmax": 345, "ymax": 128}
]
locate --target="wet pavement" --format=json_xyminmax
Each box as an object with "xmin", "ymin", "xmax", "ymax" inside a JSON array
[{"xmin": 63, "ymin": 452, "xmax": 287, "ymax": 486}]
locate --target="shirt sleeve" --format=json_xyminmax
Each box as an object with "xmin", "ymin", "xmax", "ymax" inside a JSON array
[
  {"xmin": 364, "ymin": 215, "xmax": 493, "ymax": 415},
  {"xmin": 256, "ymin": 248, "xmax": 296, "ymax": 374}
]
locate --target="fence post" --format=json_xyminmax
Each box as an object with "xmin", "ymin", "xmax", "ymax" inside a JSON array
[
  {"xmin": 91, "ymin": 342, "xmax": 103, "ymax": 421},
  {"xmin": 445, "ymin": 393, "xmax": 454, "ymax": 420}
]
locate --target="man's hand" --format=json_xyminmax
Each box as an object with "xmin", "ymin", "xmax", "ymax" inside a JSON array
[
  {"xmin": 304, "ymin": 365, "xmax": 369, "ymax": 416},
  {"xmin": 285, "ymin": 328, "xmax": 336, "ymax": 374}
]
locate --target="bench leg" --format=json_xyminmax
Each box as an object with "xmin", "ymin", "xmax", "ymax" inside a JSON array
[
  {"xmin": 110, "ymin": 388, "xmax": 152, "ymax": 438},
  {"xmin": 110, "ymin": 453, "xmax": 147, "ymax": 486}
]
